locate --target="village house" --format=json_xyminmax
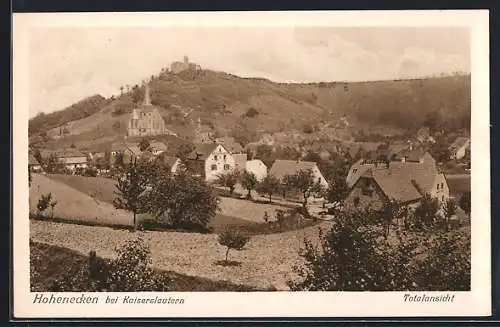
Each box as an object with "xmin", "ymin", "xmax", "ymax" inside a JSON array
[
  {"xmin": 346, "ymin": 148, "xmax": 436, "ymax": 189},
  {"xmin": 245, "ymin": 159, "xmax": 268, "ymax": 181},
  {"xmin": 170, "ymin": 56, "xmax": 202, "ymax": 74},
  {"xmin": 269, "ymin": 160, "xmax": 329, "ymax": 190},
  {"xmin": 449, "ymin": 136, "xmax": 471, "ymax": 160},
  {"xmin": 53, "ymin": 149, "xmax": 88, "ymax": 171},
  {"xmin": 215, "ymin": 136, "xmax": 247, "ymax": 172},
  {"xmin": 148, "ymin": 141, "xmax": 168, "ymax": 156},
  {"xmin": 127, "ymin": 85, "xmax": 176, "ymax": 137},
  {"xmin": 155, "ymin": 154, "xmax": 185, "ymax": 175},
  {"xmin": 185, "ymin": 143, "xmax": 236, "ymax": 182},
  {"xmin": 110, "ymin": 142, "xmax": 143, "ymax": 166},
  {"xmin": 28, "ymin": 153, "xmax": 42, "ymax": 172},
  {"xmin": 344, "ymin": 159, "xmax": 449, "ymax": 212},
  {"xmin": 416, "ymin": 127, "xmax": 435, "ymax": 144}
]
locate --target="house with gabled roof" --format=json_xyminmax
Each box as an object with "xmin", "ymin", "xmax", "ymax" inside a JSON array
[
  {"xmin": 344, "ymin": 160, "xmax": 449, "ymax": 212},
  {"xmin": 449, "ymin": 136, "xmax": 470, "ymax": 160},
  {"xmin": 28, "ymin": 152, "xmax": 42, "ymax": 172},
  {"xmin": 185, "ymin": 143, "xmax": 236, "ymax": 182},
  {"xmin": 52, "ymin": 149, "xmax": 88, "ymax": 171},
  {"xmin": 269, "ymin": 159, "xmax": 329, "ymax": 189},
  {"xmin": 155, "ymin": 154, "xmax": 184, "ymax": 174}
]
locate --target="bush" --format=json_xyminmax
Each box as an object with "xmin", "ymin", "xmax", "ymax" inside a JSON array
[
  {"xmin": 217, "ymin": 229, "xmax": 251, "ymax": 263},
  {"xmin": 51, "ymin": 235, "xmax": 170, "ymax": 292},
  {"xmin": 243, "ymin": 107, "xmax": 259, "ymax": 118},
  {"xmin": 302, "ymin": 124, "xmax": 314, "ymax": 134},
  {"xmin": 112, "ymin": 107, "xmax": 127, "ymax": 116}
]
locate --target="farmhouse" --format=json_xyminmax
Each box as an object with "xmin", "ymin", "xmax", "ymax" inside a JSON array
[
  {"xmin": 53, "ymin": 149, "xmax": 88, "ymax": 171},
  {"xmin": 127, "ymin": 85, "xmax": 176, "ymax": 137},
  {"xmin": 148, "ymin": 141, "xmax": 168, "ymax": 156},
  {"xmin": 449, "ymin": 137, "xmax": 470, "ymax": 160},
  {"xmin": 269, "ymin": 160, "xmax": 329, "ymax": 189},
  {"xmin": 185, "ymin": 143, "xmax": 236, "ymax": 182},
  {"xmin": 109, "ymin": 142, "xmax": 143, "ymax": 165},
  {"xmin": 245, "ymin": 159, "xmax": 268, "ymax": 181},
  {"xmin": 28, "ymin": 153, "xmax": 42, "ymax": 172},
  {"xmin": 156, "ymin": 154, "xmax": 184, "ymax": 174},
  {"xmin": 344, "ymin": 159, "xmax": 449, "ymax": 212}
]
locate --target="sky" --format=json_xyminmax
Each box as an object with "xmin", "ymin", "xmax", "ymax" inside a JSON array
[{"xmin": 29, "ymin": 27, "xmax": 470, "ymax": 117}]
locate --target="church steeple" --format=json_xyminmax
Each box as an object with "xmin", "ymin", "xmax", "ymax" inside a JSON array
[{"xmin": 144, "ymin": 83, "xmax": 151, "ymax": 105}]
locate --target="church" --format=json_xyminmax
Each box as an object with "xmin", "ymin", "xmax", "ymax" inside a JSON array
[{"xmin": 127, "ymin": 84, "xmax": 168, "ymax": 137}]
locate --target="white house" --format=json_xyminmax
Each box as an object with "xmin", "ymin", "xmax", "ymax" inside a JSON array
[
  {"xmin": 245, "ymin": 159, "xmax": 268, "ymax": 181},
  {"xmin": 186, "ymin": 143, "xmax": 236, "ymax": 182},
  {"xmin": 449, "ymin": 137, "xmax": 470, "ymax": 160}
]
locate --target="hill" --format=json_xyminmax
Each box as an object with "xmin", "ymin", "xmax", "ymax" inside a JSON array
[{"xmin": 28, "ymin": 68, "xmax": 471, "ymax": 150}]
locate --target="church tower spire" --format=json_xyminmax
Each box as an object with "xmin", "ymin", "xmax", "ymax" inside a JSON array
[{"xmin": 144, "ymin": 83, "xmax": 151, "ymax": 105}]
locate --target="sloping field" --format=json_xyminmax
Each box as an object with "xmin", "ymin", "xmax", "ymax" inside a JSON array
[
  {"xmin": 30, "ymin": 219, "xmax": 328, "ymax": 290},
  {"xmin": 30, "ymin": 174, "xmax": 134, "ymax": 226},
  {"xmin": 46, "ymin": 174, "xmax": 290, "ymax": 223}
]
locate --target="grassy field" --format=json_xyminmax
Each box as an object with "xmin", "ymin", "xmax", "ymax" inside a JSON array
[
  {"xmin": 30, "ymin": 219, "xmax": 328, "ymax": 290},
  {"xmin": 30, "ymin": 241, "xmax": 274, "ymax": 292},
  {"xmin": 37, "ymin": 174, "xmax": 320, "ymax": 235}
]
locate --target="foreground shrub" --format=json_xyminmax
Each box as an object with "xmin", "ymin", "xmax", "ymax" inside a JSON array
[
  {"xmin": 50, "ymin": 235, "xmax": 170, "ymax": 291},
  {"xmin": 288, "ymin": 211, "xmax": 470, "ymax": 291}
]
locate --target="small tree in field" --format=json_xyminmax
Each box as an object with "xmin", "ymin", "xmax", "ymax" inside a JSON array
[
  {"xmin": 37, "ymin": 193, "xmax": 56, "ymax": 217},
  {"xmin": 288, "ymin": 169, "xmax": 324, "ymax": 210},
  {"xmin": 275, "ymin": 209, "xmax": 286, "ymax": 232},
  {"xmin": 217, "ymin": 171, "xmax": 239, "ymax": 195},
  {"xmin": 217, "ymin": 229, "xmax": 251, "ymax": 263},
  {"xmin": 113, "ymin": 159, "xmax": 151, "ymax": 229},
  {"xmin": 413, "ymin": 193, "xmax": 439, "ymax": 229},
  {"xmin": 256, "ymin": 175, "xmax": 281, "ymax": 203},
  {"xmin": 240, "ymin": 171, "xmax": 258, "ymax": 199}
]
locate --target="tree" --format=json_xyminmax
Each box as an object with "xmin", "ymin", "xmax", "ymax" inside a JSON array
[
  {"xmin": 459, "ymin": 191, "xmax": 471, "ymax": 217},
  {"xmin": 37, "ymin": 193, "xmax": 54, "ymax": 217},
  {"xmin": 216, "ymin": 171, "xmax": 239, "ymax": 195},
  {"xmin": 413, "ymin": 229, "xmax": 471, "ymax": 291},
  {"xmin": 275, "ymin": 209, "xmax": 286, "ymax": 232},
  {"xmin": 175, "ymin": 143, "xmax": 195, "ymax": 161},
  {"xmin": 256, "ymin": 175, "xmax": 281, "ymax": 203},
  {"xmin": 413, "ymin": 193, "xmax": 439, "ymax": 229},
  {"xmin": 240, "ymin": 171, "xmax": 258, "ymax": 199},
  {"xmin": 217, "ymin": 229, "xmax": 250, "ymax": 263},
  {"xmin": 325, "ymin": 178, "xmax": 348, "ymax": 204},
  {"xmin": 113, "ymin": 159, "xmax": 151, "ymax": 229},
  {"xmin": 44, "ymin": 153, "xmax": 65, "ymax": 174},
  {"xmin": 442, "ymin": 199, "xmax": 457, "ymax": 231},
  {"xmin": 139, "ymin": 139, "xmax": 150, "ymax": 152},
  {"xmin": 288, "ymin": 169, "xmax": 324, "ymax": 210},
  {"xmin": 288, "ymin": 211, "xmax": 416, "ymax": 291},
  {"xmin": 280, "ymin": 174, "xmax": 296, "ymax": 199},
  {"xmin": 146, "ymin": 172, "xmax": 220, "ymax": 231}
]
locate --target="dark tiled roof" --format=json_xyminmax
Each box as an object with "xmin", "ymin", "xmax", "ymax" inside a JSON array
[
  {"xmin": 350, "ymin": 161, "xmax": 439, "ymax": 203},
  {"xmin": 187, "ymin": 143, "xmax": 220, "ymax": 160},
  {"xmin": 54, "ymin": 149, "xmax": 87, "ymax": 158}
]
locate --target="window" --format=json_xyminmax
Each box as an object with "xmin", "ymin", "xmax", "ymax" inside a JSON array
[
  {"xmin": 223, "ymin": 155, "xmax": 227, "ymax": 160},
  {"xmin": 441, "ymin": 183, "xmax": 444, "ymax": 189},
  {"xmin": 442, "ymin": 196, "xmax": 445, "ymax": 202},
  {"xmin": 214, "ymin": 155, "xmax": 218, "ymax": 160},
  {"xmin": 224, "ymin": 164, "xmax": 230, "ymax": 170},
  {"xmin": 211, "ymin": 164, "xmax": 217, "ymax": 171},
  {"xmin": 352, "ymin": 168, "xmax": 357, "ymax": 174}
]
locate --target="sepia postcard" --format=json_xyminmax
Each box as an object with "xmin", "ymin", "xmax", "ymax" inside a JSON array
[{"xmin": 12, "ymin": 10, "xmax": 490, "ymax": 318}]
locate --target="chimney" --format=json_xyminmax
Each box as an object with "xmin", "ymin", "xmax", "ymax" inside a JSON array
[{"xmin": 143, "ymin": 83, "xmax": 151, "ymax": 105}]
